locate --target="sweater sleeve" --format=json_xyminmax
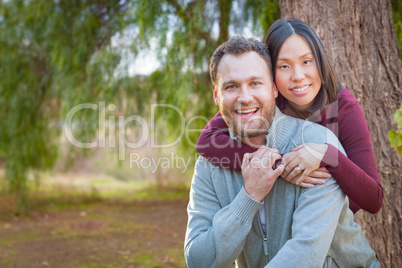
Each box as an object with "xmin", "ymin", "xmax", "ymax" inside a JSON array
[
  {"xmin": 184, "ymin": 157, "xmax": 262, "ymax": 268},
  {"xmin": 196, "ymin": 111, "xmax": 258, "ymax": 170},
  {"xmin": 320, "ymin": 96, "xmax": 383, "ymax": 214}
]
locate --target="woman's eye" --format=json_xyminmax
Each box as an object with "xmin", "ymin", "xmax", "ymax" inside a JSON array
[
  {"xmin": 226, "ymin": 85, "xmax": 236, "ymax": 90},
  {"xmin": 279, "ymin": 65, "xmax": 289, "ymax": 69},
  {"xmin": 303, "ymin": 60, "xmax": 311, "ymax": 64}
]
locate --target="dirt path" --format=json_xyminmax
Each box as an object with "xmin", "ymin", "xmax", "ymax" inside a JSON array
[{"xmin": 0, "ymin": 200, "xmax": 188, "ymax": 268}]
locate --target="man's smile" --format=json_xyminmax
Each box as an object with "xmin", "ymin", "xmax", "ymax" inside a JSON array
[{"xmin": 234, "ymin": 107, "xmax": 259, "ymax": 118}]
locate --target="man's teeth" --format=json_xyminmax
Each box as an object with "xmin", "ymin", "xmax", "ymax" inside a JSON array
[
  {"xmin": 292, "ymin": 85, "xmax": 309, "ymax": 92},
  {"xmin": 237, "ymin": 108, "xmax": 258, "ymax": 114}
]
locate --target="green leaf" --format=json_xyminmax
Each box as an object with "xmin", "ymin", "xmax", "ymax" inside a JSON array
[
  {"xmin": 394, "ymin": 104, "xmax": 402, "ymax": 128},
  {"xmin": 389, "ymin": 130, "xmax": 398, "ymax": 147}
]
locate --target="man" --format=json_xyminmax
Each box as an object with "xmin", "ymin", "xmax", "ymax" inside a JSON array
[{"xmin": 184, "ymin": 37, "xmax": 380, "ymax": 268}]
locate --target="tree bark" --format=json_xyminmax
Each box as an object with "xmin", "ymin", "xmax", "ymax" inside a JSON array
[
  {"xmin": 218, "ymin": 0, "xmax": 232, "ymax": 44},
  {"xmin": 279, "ymin": 0, "xmax": 402, "ymax": 267}
]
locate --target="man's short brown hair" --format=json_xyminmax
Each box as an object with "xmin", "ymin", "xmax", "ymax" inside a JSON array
[{"xmin": 210, "ymin": 36, "xmax": 272, "ymax": 86}]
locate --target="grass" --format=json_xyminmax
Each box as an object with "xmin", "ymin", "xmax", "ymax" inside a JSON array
[
  {"xmin": 0, "ymin": 170, "xmax": 189, "ymax": 268},
  {"xmin": 0, "ymin": 170, "xmax": 190, "ymax": 216}
]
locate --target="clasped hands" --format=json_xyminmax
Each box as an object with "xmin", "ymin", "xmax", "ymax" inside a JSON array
[{"xmin": 242, "ymin": 143, "xmax": 331, "ymax": 202}]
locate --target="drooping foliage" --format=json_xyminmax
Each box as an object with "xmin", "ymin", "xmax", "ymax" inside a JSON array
[
  {"xmin": 391, "ymin": 0, "xmax": 402, "ymax": 60},
  {"xmin": 0, "ymin": 0, "xmax": 279, "ymax": 212},
  {"xmin": 0, "ymin": 0, "xmax": 129, "ymax": 212},
  {"xmin": 389, "ymin": 104, "xmax": 402, "ymax": 156}
]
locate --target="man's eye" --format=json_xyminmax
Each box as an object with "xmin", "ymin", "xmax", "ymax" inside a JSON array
[
  {"xmin": 226, "ymin": 85, "xmax": 236, "ymax": 90},
  {"xmin": 251, "ymin": 82, "xmax": 261, "ymax": 86}
]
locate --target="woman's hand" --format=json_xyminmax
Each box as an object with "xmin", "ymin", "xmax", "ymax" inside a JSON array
[
  {"xmin": 282, "ymin": 143, "xmax": 330, "ymax": 187},
  {"xmin": 287, "ymin": 167, "xmax": 331, "ymax": 188}
]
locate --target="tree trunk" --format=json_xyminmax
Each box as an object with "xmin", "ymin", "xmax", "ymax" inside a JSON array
[
  {"xmin": 279, "ymin": 0, "xmax": 402, "ymax": 267},
  {"xmin": 218, "ymin": 0, "xmax": 232, "ymax": 44}
]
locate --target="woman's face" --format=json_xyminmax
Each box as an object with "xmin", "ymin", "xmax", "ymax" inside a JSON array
[{"xmin": 275, "ymin": 34, "xmax": 321, "ymax": 111}]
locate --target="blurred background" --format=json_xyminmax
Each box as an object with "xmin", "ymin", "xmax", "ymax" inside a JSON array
[{"xmin": 0, "ymin": 0, "xmax": 401, "ymax": 267}]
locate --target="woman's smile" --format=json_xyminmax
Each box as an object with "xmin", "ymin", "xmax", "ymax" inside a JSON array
[{"xmin": 290, "ymin": 84, "xmax": 311, "ymax": 95}]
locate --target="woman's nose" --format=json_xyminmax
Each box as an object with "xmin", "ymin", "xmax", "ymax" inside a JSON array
[{"xmin": 292, "ymin": 66, "xmax": 306, "ymax": 81}]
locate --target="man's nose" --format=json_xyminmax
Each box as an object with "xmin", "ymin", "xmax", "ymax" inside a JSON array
[
  {"xmin": 292, "ymin": 66, "xmax": 306, "ymax": 81},
  {"xmin": 237, "ymin": 86, "xmax": 253, "ymax": 103}
]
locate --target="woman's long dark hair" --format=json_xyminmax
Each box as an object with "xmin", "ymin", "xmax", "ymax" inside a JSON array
[{"xmin": 263, "ymin": 18, "xmax": 341, "ymax": 112}]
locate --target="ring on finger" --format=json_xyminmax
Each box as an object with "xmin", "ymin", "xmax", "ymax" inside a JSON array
[{"xmin": 295, "ymin": 165, "xmax": 301, "ymax": 171}]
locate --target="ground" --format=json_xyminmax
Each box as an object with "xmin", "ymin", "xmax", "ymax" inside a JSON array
[
  {"xmin": 0, "ymin": 199, "xmax": 188, "ymax": 268},
  {"xmin": 0, "ymin": 170, "xmax": 190, "ymax": 268}
]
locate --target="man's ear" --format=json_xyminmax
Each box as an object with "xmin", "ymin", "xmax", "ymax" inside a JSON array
[
  {"xmin": 213, "ymin": 85, "xmax": 219, "ymax": 106},
  {"xmin": 273, "ymin": 83, "xmax": 278, "ymax": 98}
]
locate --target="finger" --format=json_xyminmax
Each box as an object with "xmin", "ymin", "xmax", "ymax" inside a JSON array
[
  {"xmin": 291, "ymin": 144, "xmax": 305, "ymax": 152},
  {"xmin": 316, "ymin": 167, "xmax": 329, "ymax": 173},
  {"xmin": 282, "ymin": 151, "xmax": 298, "ymax": 164},
  {"xmin": 263, "ymin": 148, "xmax": 280, "ymax": 162},
  {"xmin": 309, "ymin": 170, "xmax": 331, "ymax": 178},
  {"xmin": 256, "ymin": 147, "xmax": 279, "ymax": 168},
  {"xmin": 252, "ymin": 146, "xmax": 270, "ymax": 160},
  {"xmin": 267, "ymin": 148, "xmax": 280, "ymax": 155},
  {"xmin": 282, "ymin": 157, "xmax": 300, "ymax": 178},
  {"xmin": 281, "ymin": 153, "xmax": 297, "ymax": 177},
  {"xmin": 259, "ymin": 150, "xmax": 272, "ymax": 168},
  {"xmin": 298, "ymin": 182, "xmax": 314, "ymax": 188},
  {"xmin": 242, "ymin": 153, "xmax": 251, "ymax": 170},
  {"xmin": 271, "ymin": 163, "xmax": 285, "ymax": 178},
  {"xmin": 304, "ymin": 177, "xmax": 325, "ymax": 185},
  {"xmin": 286, "ymin": 165, "xmax": 304, "ymax": 182},
  {"xmin": 259, "ymin": 149, "xmax": 280, "ymax": 169},
  {"xmin": 248, "ymin": 151, "xmax": 256, "ymax": 158},
  {"xmin": 296, "ymin": 170, "xmax": 310, "ymax": 185},
  {"xmin": 282, "ymin": 153, "xmax": 299, "ymax": 169}
]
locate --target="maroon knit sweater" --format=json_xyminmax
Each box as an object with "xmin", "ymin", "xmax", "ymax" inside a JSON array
[{"xmin": 196, "ymin": 88, "xmax": 383, "ymax": 214}]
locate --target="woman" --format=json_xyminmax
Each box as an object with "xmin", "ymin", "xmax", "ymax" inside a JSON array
[{"xmin": 196, "ymin": 18, "xmax": 383, "ymax": 214}]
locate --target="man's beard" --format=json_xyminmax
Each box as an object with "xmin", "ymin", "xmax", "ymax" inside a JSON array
[{"xmin": 220, "ymin": 102, "xmax": 275, "ymax": 139}]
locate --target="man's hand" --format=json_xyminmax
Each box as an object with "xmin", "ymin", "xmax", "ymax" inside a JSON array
[{"xmin": 242, "ymin": 146, "xmax": 284, "ymax": 202}]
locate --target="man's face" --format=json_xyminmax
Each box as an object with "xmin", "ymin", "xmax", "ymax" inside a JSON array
[{"xmin": 213, "ymin": 51, "xmax": 278, "ymax": 140}]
